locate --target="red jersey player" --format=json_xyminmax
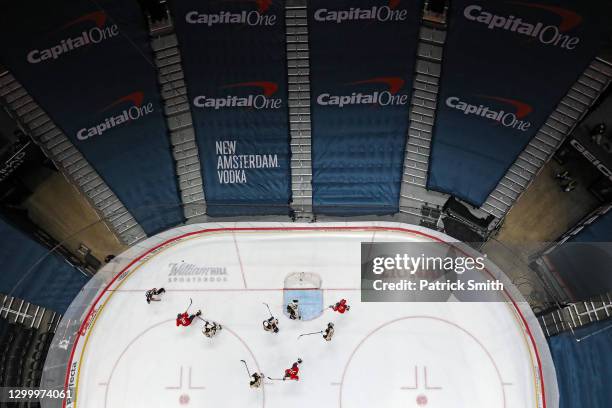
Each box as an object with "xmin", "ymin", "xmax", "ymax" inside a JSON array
[
  {"xmin": 176, "ymin": 310, "xmax": 202, "ymax": 327},
  {"xmin": 330, "ymin": 298, "xmax": 350, "ymax": 313},
  {"xmin": 283, "ymin": 358, "xmax": 302, "ymax": 381}
]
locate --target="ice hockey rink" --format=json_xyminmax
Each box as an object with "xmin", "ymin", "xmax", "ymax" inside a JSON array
[{"xmin": 44, "ymin": 222, "xmax": 558, "ymax": 408}]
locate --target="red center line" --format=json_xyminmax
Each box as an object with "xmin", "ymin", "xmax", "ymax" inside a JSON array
[{"xmin": 232, "ymin": 230, "xmax": 248, "ymax": 289}]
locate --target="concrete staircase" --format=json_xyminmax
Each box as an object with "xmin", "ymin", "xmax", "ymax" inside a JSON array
[
  {"xmin": 1, "ymin": 293, "xmax": 61, "ymax": 331},
  {"xmin": 538, "ymin": 291, "xmax": 612, "ymax": 337},
  {"xmin": 399, "ymin": 20, "xmax": 449, "ymax": 224},
  {"xmin": 286, "ymin": 0, "xmax": 313, "ymax": 220},
  {"xmin": 150, "ymin": 25, "xmax": 207, "ymax": 221}
]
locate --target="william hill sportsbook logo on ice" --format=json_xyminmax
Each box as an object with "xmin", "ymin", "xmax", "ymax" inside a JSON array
[
  {"xmin": 463, "ymin": 2, "xmax": 583, "ymax": 50},
  {"xmin": 185, "ymin": 0, "xmax": 277, "ymax": 26},
  {"xmin": 317, "ymin": 77, "xmax": 409, "ymax": 108},
  {"xmin": 194, "ymin": 81, "xmax": 282, "ymax": 110},
  {"xmin": 314, "ymin": 0, "xmax": 407, "ymax": 23},
  {"xmin": 26, "ymin": 11, "xmax": 119, "ymax": 64},
  {"xmin": 77, "ymin": 92, "xmax": 154, "ymax": 141},
  {"xmin": 446, "ymin": 95, "xmax": 533, "ymax": 131}
]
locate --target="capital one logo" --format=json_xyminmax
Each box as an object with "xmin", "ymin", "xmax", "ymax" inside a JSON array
[
  {"xmin": 77, "ymin": 92, "xmax": 154, "ymax": 141},
  {"xmin": 464, "ymin": 2, "xmax": 582, "ymax": 50},
  {"xmin": 317, "ymin": 77, "xmax": 409, "ymax": 108},
  {"xmin": 185, "ymin": 0, "xmax": 277, "ymax": 27},
  {"xmin": 27, "ymin": 11, "xmax": 119, "ymax": 64},
  {"xmin": 446, "ymin": 95, "xmax": 533, "ymax": 131},
  {"xmin": 193, "ymin": 81, "xmax": 283, "ymax": 110},
  {"xmin": 314, "ymin": 0, "xmax": 407, "ymax": 24}
]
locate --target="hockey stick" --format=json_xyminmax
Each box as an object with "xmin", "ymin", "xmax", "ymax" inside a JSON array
[
  {"xmin": 199, "ymin": 317, "xmax": 223, "ymax": 332},
  {"xmin": 185, "ymin": 298, "xmax": 193, "ymax": 313},
  {"xmin": 321, "ymin": 303, "xmax": 340, "ymax": 313},
  {"xmin": 263, "ymin": 302, "xmax": 273, "ymax": 318},
  {"xmin": 240, "ymin": 360, "xmax": 251, "ymax": 378},
  {"xmin": 266, "ymin": 377, "xmax": 286, "ymax": 381},
  {"xmin": 297, "ymin": 330, "xmax": 323, "ymax": 339}
]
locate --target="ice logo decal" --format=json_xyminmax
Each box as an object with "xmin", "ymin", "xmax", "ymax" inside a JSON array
[
  {"xmin": 445, "ymin": 95, "xmax": 533, "ymax": 131},
  {"xmin": 167, "ymin": 262, "xmax": 228, "ymax": 284},
  {"xmin": 76, "ymin": 92, "xmax": 154, "ymax": 141},
  {"xmin": 185, "ymin": 0, "xmax": 277, "ymax": 27},
  {"xmin": 26, "ymin": 11, "xmax": 119, "ymax": 64},
  {"xmin": 463, "ymin": 2, "xmax": 583, "ymax": 50},
  {"xmin": 193, "ymin": 81, "xmax": 283, "ymax": 110},
  {"xmin": 317, "ymin": 77, "xmax": 409, "ymax": 108},
  {"xmin": 314, "ymin": 0, "xmax": 408, "ymax": 24}
]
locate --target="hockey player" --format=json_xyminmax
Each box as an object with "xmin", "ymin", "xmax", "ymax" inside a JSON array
[
  {"xmin": 202, "ymin": 321, "xmax": 222, "ymax": 338},
  {"xmin": 283, "ymin": 358, "xmax": 303, "ymax": 381},
  {"xmin": 250, "ymin": 372, "xmax": 264, "ymax": 388},
  {"xmin": 145, "ymin": 287, "xmax": 166, "ymax": 304},
  {"xmin": 176, "ymin": 310, "xmax": 202, "ymax": 327},
  {"xmin": 263, "ymin": 316, "xmax": 279, "ymax": 333},
  {"xmin": 323, "ymin": 322, "xmax": 335, "ymax": 341},
  {"xmin": 330, "ymin": 298, "xmax": 350, "ymax": 314},
  {"xmin": 241, "ymin": 359, "xmax": 264, "ymax": 388},
  {"xmin": 286, "ymin": 299, "xmax": 301, "ymax": 320}
]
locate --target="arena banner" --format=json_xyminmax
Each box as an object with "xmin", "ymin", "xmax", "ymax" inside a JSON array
[
  {"xmin": 428, "ymin": 0, "xmax": 612, "ymax": 206},
  {"xmin": 171, "ymin": 0, "xmax": 291, "ymax": 217},
  {"xmin": 0, "ymin": 0, "xmax": 183, "ymax": 234},
  {"xmin": 309, "ymin": 0, "xmax": 423, "ymax": 215}
]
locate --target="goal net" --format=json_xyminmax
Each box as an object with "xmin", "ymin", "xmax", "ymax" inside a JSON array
[{"xmin": 284, "ymin": 272, "xmax": 322, "ymax": 290}]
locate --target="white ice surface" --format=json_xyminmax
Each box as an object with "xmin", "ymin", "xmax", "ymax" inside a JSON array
[{"xmin": 72, "ymin": 227, "xmax": 547, "ymax": 408}]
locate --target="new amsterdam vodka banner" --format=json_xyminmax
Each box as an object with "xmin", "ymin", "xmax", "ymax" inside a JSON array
[{"xmin": 172, "ymin": 0, "xmax": 291, "ymax": 216}]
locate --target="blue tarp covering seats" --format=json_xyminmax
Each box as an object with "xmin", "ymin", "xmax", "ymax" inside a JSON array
[
  {"xmin": 546, "ymin": 209, "xmax": 612, "ymax": 300},
  {"xmin": 0, "ymin": 219, "xmax": 88, "ymax": 313},
  {"xmin": 549, "ymin": 321, "xmax": 612, "ymax": 408},
  {"xmin": 570, "ymin": 210, "xmax": 612, "ymax": 243}
]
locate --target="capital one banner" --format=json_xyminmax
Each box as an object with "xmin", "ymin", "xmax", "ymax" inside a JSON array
[
  {"xmin": 309, "ymin": 0, "xmax": 422, "ymax": 215},
  {"xmin": 172, "ymin": 0, "xmax": 291, "ymax": 217},
  {"xmin": 428, "ymin": 0, "xmax": 612, "ymax": 206},
  {"xmin": 0, "ymin": 0, "xmax": 184, "ymax": 234}
]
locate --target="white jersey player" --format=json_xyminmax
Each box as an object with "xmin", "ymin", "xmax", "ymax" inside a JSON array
[
  {"xmin": 323, "ymin": 322, "xmax": 335, "ymax": 341},
  {"xmin": 145, "ymin": 287, "xmax": 165, "ymax": 304},
  {"xmin": 286, "ymin": 299, "xmax": 301, "ymax": 320},
  {"xmin": 250, "ymin": 372, "xmax": 264, "ymax": 388},
  {"xmin": 263, "ymin": 317, "xmax": 279, "ymax": 333},
  {"xmin": 202, "ymin": 321, "xmax": 222, "ymax": 338}
]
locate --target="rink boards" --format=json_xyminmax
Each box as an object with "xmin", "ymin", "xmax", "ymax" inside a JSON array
[{"xmin": 56, "ymin": 223, "xmax": 558, "ymax": 408}]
